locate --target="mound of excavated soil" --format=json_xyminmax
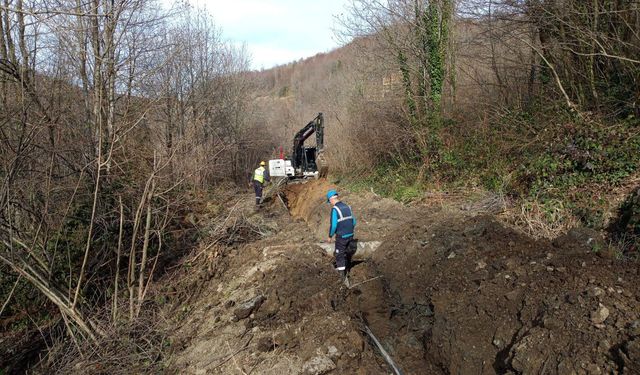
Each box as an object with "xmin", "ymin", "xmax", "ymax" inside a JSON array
[
  {"xmin": 167, "ymin": 215, "xmax": 396, "ymax": 374},
  {"xmin": 358, "ymin": 213, "xmax": 640, "ymax": 375},
  {"xmin": 169, "ymin": 183, "xmax": 640, "ymax": 375},
  {"xmin": 283, "ymin": 179, "xmax": 337, "ymax": 222},
  {"xmin": 284, "ymin": 180, "xmax": 412, "ymax": 241}
]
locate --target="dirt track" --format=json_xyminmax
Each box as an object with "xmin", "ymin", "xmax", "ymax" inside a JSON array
[{"xmin": 167, "ymin": 180, "xmax": 640, "ymax": 374}]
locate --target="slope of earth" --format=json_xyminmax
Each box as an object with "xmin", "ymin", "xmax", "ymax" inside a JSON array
[
  {"xmin": 166, "ymin": 180, "xmax": 640, "ymax": 375},
  {"xmin": 365, "ymin": 215, "xmax": 640, "ymax": 374}
]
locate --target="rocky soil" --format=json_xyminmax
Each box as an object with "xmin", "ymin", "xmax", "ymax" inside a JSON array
[{"xmin": 165, "ymin": 180, "xmax": 640, "ymax": 374}]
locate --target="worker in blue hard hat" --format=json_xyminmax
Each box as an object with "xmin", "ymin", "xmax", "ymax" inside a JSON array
[{"xmin": 326, "ymin": 189, "xmax": 356, "ymax": 285}]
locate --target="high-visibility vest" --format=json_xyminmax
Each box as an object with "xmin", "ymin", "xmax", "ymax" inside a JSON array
[
  {"xmin": 333, "ymin": 202, "xmax": 355, "ymax": 238},
  {"xmin": 253, "ymin": 166, "xmax": 265, "ymax": 183}
]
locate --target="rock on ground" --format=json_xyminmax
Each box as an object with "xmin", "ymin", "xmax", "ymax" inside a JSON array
[{"xmin": 301, "ymin": 355, "xmax": 336, "ymax": 375}]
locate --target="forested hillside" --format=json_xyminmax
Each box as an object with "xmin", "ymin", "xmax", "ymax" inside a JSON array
[
  {"xmin": 250, "ymin": 0, "xmax": 639, "ymax": 240},
  {"xmin": 1, "ymin": 0, "xmax": 639, "ymax": 373}
]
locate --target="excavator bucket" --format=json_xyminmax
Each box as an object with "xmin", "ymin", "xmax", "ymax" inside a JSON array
[{"xmin": 316, "ymin": 151, "xmax": 329, "ymax": 179}]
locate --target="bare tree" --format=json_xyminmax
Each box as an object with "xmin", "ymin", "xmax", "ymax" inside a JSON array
[
  {"xmin": 0, "ymin": 0, "xmax": 262, "ymax": 356},
  {"xmin": 336, "ymin": 0, "xmax": 455, "ymax": 180}
]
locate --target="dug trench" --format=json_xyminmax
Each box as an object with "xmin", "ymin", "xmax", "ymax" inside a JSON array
[{"xmin": 168, "ymin": 180, "xmax": 640, "ymax": 374}]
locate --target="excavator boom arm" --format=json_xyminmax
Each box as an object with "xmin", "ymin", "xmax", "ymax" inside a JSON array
[{"xmin": 292, "ymin": 113, "xmax": 323, "ymax": 169}]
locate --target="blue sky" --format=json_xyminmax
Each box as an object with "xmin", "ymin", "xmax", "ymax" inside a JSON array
[{"xmin": 188, "ymin": 0, "xmax": 350, "ymax": 70}]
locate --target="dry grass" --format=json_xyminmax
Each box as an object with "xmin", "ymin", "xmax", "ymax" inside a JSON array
[
  {"xmin": 42, "ymin": 307, "xmax": 170, "ymax": 375},
  {"xmin": 501, "ymin": 200, "xmax": 580, "ymax": 240},
  {"xmin": 35, "ymin": 189, "xmax": 278, "ymax": 374}
]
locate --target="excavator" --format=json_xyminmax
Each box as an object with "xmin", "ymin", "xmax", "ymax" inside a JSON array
[{"xmin": 269, "ymin": 113, "xmax": 328, "ymax": 179}]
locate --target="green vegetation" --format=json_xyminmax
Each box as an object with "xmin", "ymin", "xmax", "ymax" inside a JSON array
[
  {"xmin": 278, "ymin": 85, "xmax": 290, "ymax": 97},
  {"xmin": 424, "ymin": 0, "xmax": 449, "ymax": 109},
  {"xmin": 340, "ymin": 161, "xmax": 424, "ymax": 203},
  {"xmin": 610, "ymin": 188, "xmax": 640, "ymax": 257},
  {"xmin": 330, "ymin": 0, "xmax": 639, "ymax": 237},
  {"xmin": 341, "ymin": 102, "xmax": 639, "ymax": 237},
  {"xmin": 397, "ymin": 50, "xmax": 417, "ymax": 124}
]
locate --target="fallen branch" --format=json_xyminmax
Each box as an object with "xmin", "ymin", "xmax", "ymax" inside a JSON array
[
  {"xmin": 363, "ymin": 325, "xmax": 404, "ymax": 375},
  {"xmin": 264, "ymin": 177, "xmax": 288, "ymax": 199},
  {"xmin": 207, "ymin": 335, "xmax": 253, "ymax": 369},
  {"xmin": 226, "ymin": 340, "xmax": 248, "ymax": 375},
  {"xmin": 0, "ymin": 274, "xmax": 22, "ymax": 316},
  {"xmin": 519, "ymin": 37, "xmax": 581, "ymax": 116},
  {"xmin": 349, "ymin": 276, "xmax": 382, "ymax": 289},
  {"xmin": 277, "ymin": 193, "xmax": 290, "ymax": 215}
]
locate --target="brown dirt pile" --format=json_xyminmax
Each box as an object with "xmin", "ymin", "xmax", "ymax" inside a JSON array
[
  {"xmin": 167, "ymin": 183, "xmax": 640, "ymax": 375},
  {"xmin": 283, "ymin": 179, "xmax": 336, "ymax": 222},
  {"xmin": 359, "ymin": 213, "xmax": 640, "ymax": 374},
  {"xmin": 284, "ymin": 179, "xmax": 411, "ymax": 241},
  {"xmin": 167, "ymin": 216, "xmax": 393, "ymax": 374}
]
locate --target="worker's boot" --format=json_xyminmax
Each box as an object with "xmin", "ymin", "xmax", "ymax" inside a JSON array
[{"xmin": 340, "ymin": 270, "xmax": 350, "ymax": 288}]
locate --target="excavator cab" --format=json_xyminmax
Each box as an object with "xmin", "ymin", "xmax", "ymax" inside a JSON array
[{"xmin": 302, "ymin": 147, "xmax": 318, "ymax": 173}]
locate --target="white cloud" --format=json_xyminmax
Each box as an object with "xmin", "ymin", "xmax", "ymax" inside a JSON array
[
  {"xmin": 184, "ymin": 0, "xmax": 348, "ymax": 69},
  {"xmin": 203, "ymin": 0, "xmax": 288, "ymax": 25},
  {"xmin": 249, "ymin": 44, "xmax": 323, "ymax": 70}
]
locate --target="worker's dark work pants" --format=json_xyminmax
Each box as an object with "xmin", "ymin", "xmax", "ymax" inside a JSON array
[
  {"xmin": 334, "ymin": 237, "xmax": 354, "ymax": 272},
  {"xmin": 253, "ymin": 181, "xmax": 263, "ymax": 205}
]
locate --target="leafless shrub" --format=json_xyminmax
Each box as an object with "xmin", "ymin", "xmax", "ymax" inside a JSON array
[
  {"xmin": 0, "ymin": 0, "xmax": 274, "ymax": 368},
  {"xmin": 44, "ymin": 305, "xmax": 171, "ymax": 375}
]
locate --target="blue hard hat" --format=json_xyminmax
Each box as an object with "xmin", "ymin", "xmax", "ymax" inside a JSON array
[{"xmin": 326, "ymin": 189, "xmax": 338, "ymax": 202}]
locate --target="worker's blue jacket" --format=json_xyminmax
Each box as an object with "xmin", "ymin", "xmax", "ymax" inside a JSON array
[{"xmin": 329, "ymin": 201, "xmax": 356, "ymax": 239}]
